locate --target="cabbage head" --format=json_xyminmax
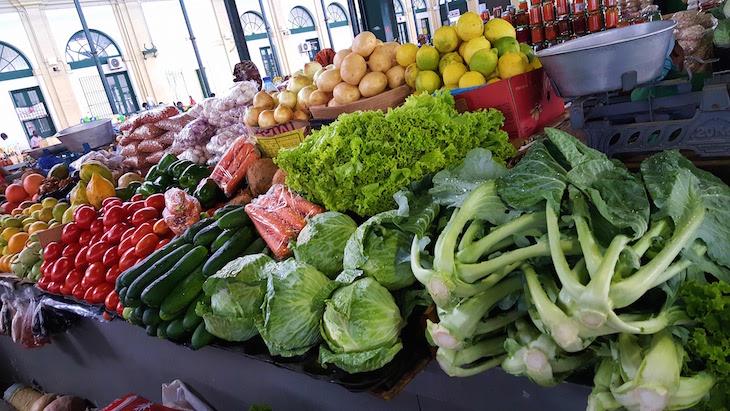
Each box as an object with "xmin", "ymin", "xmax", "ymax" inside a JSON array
[
  {"xmin": 291, "ymin": 211, "xmax": 357, "ymax": 279},
  {"xmin": 318, "ymin": 277, "xmax": 404, "ymax": 373},
  {"xmin": 715, "ymin": 19, "xmax": 730, "ymax": 48},
  {"xmin": 256, "ymin": 259, "xmax": 334, "ymax": 357}
]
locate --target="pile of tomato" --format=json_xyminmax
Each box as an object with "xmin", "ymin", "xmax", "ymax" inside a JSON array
[{"xmin": 37, "ymin": 193, "xmax": 173, "ymax": 314}]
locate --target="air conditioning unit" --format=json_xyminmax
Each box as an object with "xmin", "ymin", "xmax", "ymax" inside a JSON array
[
  {"xmin": 108, "ymin": 57, "xmax": 124, "ymax": 71},
  {"xmin": 298, "ymin": 42, "xmax": 311, "ymax": 53}
]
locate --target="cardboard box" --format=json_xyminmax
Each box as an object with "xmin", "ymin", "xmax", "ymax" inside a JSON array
[
  {"xmin": 247, "ymin": 120, "xmax": 309, "ymax": 158},
  {"xmin": 36, "ymin": 224, "xmax": 64, "ymax": 249},
  {"xmin": 451, "ymin": 68, "xmax": 565, "ymax": 145}
]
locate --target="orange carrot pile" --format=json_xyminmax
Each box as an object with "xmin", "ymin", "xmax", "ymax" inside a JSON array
[{"xmin": 211, "ymin": 137, "xmax": 259, "ymax": 197}]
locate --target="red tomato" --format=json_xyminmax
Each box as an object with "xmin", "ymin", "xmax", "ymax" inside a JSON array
[
  {"xmin": 61, "ymin": 242, "xmax": 82, "ymax": 260},
  {"xmin": 61, "ymin": 223, "xmax": 81, "ymax": 245},
  {"xmin": 36, "ymin": 275, "xmax": 50, "ymax": 290},
  {"xmin": 102, "ymin": 197, "xmax": 122, "ymax": 208},
  {"xmin": 131, "ymin": 222, "xmax": 154, "ymax": 245},
  {"xmin": 107, "ymin": 222, "xmax": 129, "ymax": 245},
  {"xmin": 90, "ymin": 218, "xmax": 104, "ymax": 236},
  {"xmin": 118, "ymin": 248, "xmax": 138, "ymax": 272},
  {"xmin": 74, "ymin": 205, "xmax": 98, "ymax": 230},
  {"xmin": 102, "ymin": 246, "xmax": 119, "ymax": 268},
  {"xmin": 135, "ymin": 233, "xmax": 159, "ymax": 257},
  {"xmin": 72, "ymin": 282, "xmax": 87, "ymax": 300},
  {"xmin": 103, "ymin": 205, "xmax": 127, "ymax": 228},
  {"xmin": 89, "ymin": 233, "xmax": 103, "ymax": 245},
  {"xmin": 86, "ymin": 241, "xmax": 109, "ymax": 264},
  {"xmin": 155, "ymin": 237, "xmax": 171, "ymax": 250},
  {"xmin": 105, "ymin": 291, "xmax": 120, "ymax": 311},
  {"xmin": 43, "ymin": 242, "xmax": 63, "ymax": 262},
  {"xmin": 153, "ymin": 219, "xmax": 171, "ymax": 237},
  {"xmin": 51, "ymin": 257, "xmax": 73, "ymax": 283},
  {"xmin": 131, "ymin": 194, "xmax": 143, "ymax": 202},
  {"xmin": 83, "ymin": 286, "xmax": 95, "ymax": 302},
  {"xmin": 40, "ymin": 260, "xmax": 53, "ymax": 278},
  {"xmin": 47, "ymin": 281, "xmax": 61, "ymax": 294},
  {"xmin": 116, "ymin": 301, "xmax": 125, "ymax": 316},
  {"xmin": 78, "ymin": 231, "xmax": 92, "ymax": 247},
  {"xmin": 64, "ymin": 268, "xmax": 83, "ymax": 289},
  {"xmin": 100, "ymin": 232, "xmax": 110, "ymax": 243},
  {"xmin": 144, "ymin": 194, "xmax": 165, "ymax": 212},
  {"xmin": 91, "ymin": 283, "xmax": 114, "ymax": 304},
  {"xmin": 59, "ymin": 284, "xmax": 72, "ymax": 295},
  {"xmin": 120, "ymin": 226, "xmax": 136, "ymax": 243},
  {"xmin": 124, "ymin": 201, "xmax": 146, "ymax": 217},
  {"xmin": 132, "ymin": 207, "xmax": 159, "ymax": 226},
  {"xmin": 74, "ymin": 246, "xmax": 89, "ymax": 271},
  {"xmin": 83, "ymin": 262, "xmax": 106, "ymax": 288},
  {"xmin": 118, "ymin": 236, "xmax": 134, "ymax": 255},
  {"xmin": 103, "ymin": 198, "xmax": 123, "ymax": 212},
  {"xmin": 105, "ymin": 264, "xmax": 121, "ymax": 283}
]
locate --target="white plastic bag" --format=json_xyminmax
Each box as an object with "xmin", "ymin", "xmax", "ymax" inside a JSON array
[{"xmin": 161, "ymin": 380, "xmax": 214, "ymax": 411}]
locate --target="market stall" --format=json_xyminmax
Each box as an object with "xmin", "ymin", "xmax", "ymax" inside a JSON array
[{"xmin": 2, "ymin": 6, "xmax": 730, "ymax": 410}]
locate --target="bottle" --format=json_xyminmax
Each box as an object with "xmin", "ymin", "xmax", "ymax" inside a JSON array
[{"xmin": 262, "ymin": 77, "xmax": 277, "ymax": 93}]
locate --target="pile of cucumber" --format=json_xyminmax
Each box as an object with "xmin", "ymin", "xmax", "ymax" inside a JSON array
[{"xmin": 114, "ymin": 204, "xmax": 266, "ymax": 349}]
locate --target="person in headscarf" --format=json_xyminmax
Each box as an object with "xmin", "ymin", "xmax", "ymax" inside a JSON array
[{"xmin": 233, "ymin": 60, "xmax": 263, "ymax": 89}]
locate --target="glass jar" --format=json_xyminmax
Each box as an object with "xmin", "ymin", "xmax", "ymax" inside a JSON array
[
  {"xmin": 529, "ymin": 7, "xmax": 542, "ymax": 25},
  {"xmin": 604, "ymin": 7, "xmax": 618, "ymax": 28},
  {"xmin": 515, "ymin": 10, "xmax": 530, "ymax": 27},
  {"xmin": 587, "ymin": 0, "xmax": 600, "ymax": 12},
  {"xmin": 531, "ymin": 25, "xmax": 545, "ymax": 43},
  {"xmin": 557, "ymin": 16, "xmax": 571, "ymax": 36},
  {"xmin": 587, "ymin": 11, "xmax": 604, "ymax": 32},
  {"xmin": 531, "ymin": 0, "xmax": 542, "ymax": 6},
  {"xmin": 519, "ymin": 0, "xmax": 529, "ymax": 11},
  {"xmin": 544, "ymin": 22, "xmax": 558, "ymax": 40},
  {"xmin": 572, "ymin": 13, "xmax": 588, "ymax": 34},
  {"xmin": 542, "ymin": 2, "xmax": 556, "ymax": 22},
  {"xmin": 604, "ymin": 0, "xmax": 618, "ymax": 7},
  {"xmin": 493, "ymin": 6, "xmax": 503, "ymax": 17},
  {"xmin": 516, "ymin": 26, "xmax": 531, "ymax": 43},
  {"xmin": 556, "ymin": 0, "xmax": 570, "ymax": 15},
  {"xmin": 574, "ymin": 0, "xmax": 586, "ymax": 13}
]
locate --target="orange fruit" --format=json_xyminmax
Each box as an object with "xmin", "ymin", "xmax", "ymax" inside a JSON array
[{"xmin": 7, "ymin": 232, "xmax": 29, "ymax": 254}]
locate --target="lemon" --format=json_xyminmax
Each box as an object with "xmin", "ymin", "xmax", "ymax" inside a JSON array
[
  {"xmin": 520, "ymin": 43, "xmax": 535, "ymax": 63},
  {"xmin": 416, "ymin": 45, "xmax": 440, "ymax": 71},
  {"xmin": 28, "ymin": 221, "xmax": 49, "ymax": 235},
  {"xmin": 498, "ymin": 52, "xmax": 527, "ymax": 80},
  {"xmin": 438, "ymin": 52, "xmax": 464, "ymax": 74},
  {"xmin": 463, "ymin": 36, "xmax": 491, "ymax": 65},
  {"xmin": 458, "ymin": 41, "xmax": 467, "ymax": 58},
  {"xmin": 518, "ymin": 52, "xmax": 529, "ymax": 65},
  {"xmin": 469, "ymin": 49, "xmax": 498, "ymax": 77},
  {"xmin": 531, "ymin": 58, "xmax": 543, "ymax": 69},
  {"xmin": 487, "ymin": 77, "xmax": 501, "ymax": 84},
  {"xmin": 415, "ymin": 70, "xmax": 442, "ymax": 94},
  {"xmin": 494, "ymin": 37, "xmax": 520, "ymax": 57},
  {"xmin": 396, "ymin": 43, "xmax": 419, "ymax": 67},
  {"xmin": 456, "ymin": 12, "xmax": 484, "ymax": 42},
  {"xmin": 443, "ymin": 62, "xmax": 468, "ymax": 86},
  {"xmin": 404, "ymin": 63, "xmax": 421, "ymax": 88},
  {"xmin": 458, "ymin": 71, "xmax": 487, "ymax": 88},
  {"xmin": 1, "ymin": 227, "xmax": 20, "ymax": 242},
  {"xmin": 28, "ymin": 204, "xmax": 42, "ymax": 213},
  {"xmin": 41, "ymin": 198, "xmax": 58, "ymax": 208},
  {"xmin": 483, "ymin": 18, "xmax": 517, "ymax": 44},
  {"xmin": 433, "ymin": 26, "xmax": 460, "ymax": 53},
  {"xmin": 37, "ymin": 207, "xmax": 53, "ymax": 223}
]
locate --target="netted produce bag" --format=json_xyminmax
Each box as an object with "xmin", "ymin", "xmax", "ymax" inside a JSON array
[
  {"xmin": 206, "ymin": 123, "xmax": 247, "ymax": 163},
  {"xmin": 162, "ymin": 188, "xmax": 202, "ymax": 235},
  {"xmin": 155, "ymin": 112, "xmax": 193, "ymax": 132},
  {"xmin": 672, "ymin": 11, "xmax": 716, "ymax": 73},
  {"xmin": 197, "ymin": 81, "xmax": 258, "ymax": 127},
  {"xmin": 170, "ymin": 118, "xmax": 216, "ymax": 153},
  {"xmin": 210, "ymin": 137, "xmax": 259, "ymax": 196},
  {"xmin": 71, "ymin": 150, "xmax": 128, "ymax": 180}
]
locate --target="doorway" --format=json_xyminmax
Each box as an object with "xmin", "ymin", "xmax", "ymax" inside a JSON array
[
  {"xmin": 105, "ymin": 72, "xmax": 139, "ymax": 115},
  {"xmin": 259, "ymin": 47, "xmax": 279, "ymax": 78},
  {"xmin": 9, "ymin": 86, "xmax": 56, "ymax": 142}
]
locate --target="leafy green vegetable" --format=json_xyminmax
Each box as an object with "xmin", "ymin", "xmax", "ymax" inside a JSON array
[
  {"xmin": 715, "ymin": 19, "xmax": 730, "ymax": 48},
  {"xmin": 429, "ymin": 147, "xmax": 509, "ymax": 208},
  {"xmin": 291, "ymin": 211, "xmax": 357, "ymax": 279},
  {"xmin": 318, "ymin": 277, "xmax": 404, "ymax": 373},
  {"xmin": 275, "ymin": 92, "xmax": 515, "ymax": 216}
]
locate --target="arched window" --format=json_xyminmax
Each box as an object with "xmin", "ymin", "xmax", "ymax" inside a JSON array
[
  {"xmin": 393, "ymin": 0, "xmax": 404, "ymax": 14},
  {"xmin": 65, "ymin": 29, "xmax": 121, "ymax": 69},
  {"xmin": 241, "ymin": 11, "xmax": 267, "ymax": 40},
  {"xmin": 326, "ymin": 3, "xmax": 349, "ymax": 28},
  {"xmin": 414, "ymin": 0, "xmax": 428, "ymax": 12},
  {"xmin": 288, "ymin": 6, "xmax": 316, "ymax": 33},
  {"xmin": 0, "ymin": 42, "xmax": 33, "ymax": 81}
]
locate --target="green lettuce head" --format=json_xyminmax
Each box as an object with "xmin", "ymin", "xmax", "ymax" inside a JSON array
[
  {"xmin": 319, "ymin": 276, "xmax": 404, "ymax": 373},
  {"xmin": 256, "ymin": 259, "xmax": 334, "ymax": 357},
  {"xmin": 291, "ymin": 211, "xmax": 358, "ymax": 278},
  {"xmin": 343, "ymin": 211, "xmax": 415, "ymax": 290},
  {"xmin": 196, "ymin": 254, "xmax": 274, "ymax": 342}
]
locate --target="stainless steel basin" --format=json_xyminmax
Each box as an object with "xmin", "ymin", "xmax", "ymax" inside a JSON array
[{"xmin": 56, "ymin": 119, "xmax": 114, "ymax": 153}]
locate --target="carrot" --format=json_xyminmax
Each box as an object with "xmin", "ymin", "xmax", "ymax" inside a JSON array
[
  {"xmin": 248, "ymin": 210, "xmax": 292, "ymax": 260},
  {"xmin": 226, "ymin": 142, "xmax": 255, "ymax": 175},
  {"xmin": 245, "ymin": 203, "xmax": 296, "ymax": 238},
  {"xmin": 271, "ymin": 184, "xmax": 325, "ymax": 217},
  {"xmin": 212, "ymin": 139, "xmax": 247, "ymax": 182},
  {"xmin": 256, "ymin": 195, "xmax": 307, "ymax": 231},
  {"xmin": 223, "ymin": 150, "xmax": 260, "ymax": 196}
]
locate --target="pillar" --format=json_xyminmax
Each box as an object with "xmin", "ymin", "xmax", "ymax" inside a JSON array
[
  {"xmin": 311, "ymin": 0, "xmax": 332, "ymax": 49},
  {"xmin": 265, "ymin": 0, "xmax": 292, "ymax": 75},
  {"xmin": 208, "ymin": 0, "xmax": 238, "ymax": 72}
]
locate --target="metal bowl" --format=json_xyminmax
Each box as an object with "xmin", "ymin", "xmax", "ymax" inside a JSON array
[
  {"xmin": 56, "ymin": 119, "xmax": 114, "ymax": 153},
  {"xmin": 536, "ymin": 21, "xmax": 677, "ymax": 97}
]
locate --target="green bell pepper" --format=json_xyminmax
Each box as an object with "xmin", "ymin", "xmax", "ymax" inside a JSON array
[
  {"xmin": 170, "ymin": 160, "xmax": 194, "ymax": 180},
  {"xmin": 179, "ymin": 164, "xmax": 211, "ymax": 189},
  {"xmin": 153, "ymin": 174, "xmax": 174, "ymax": 189},
  {"xmin": 115, "ymin": 187, "xmax": 134, "ymax": 202},
  {"xmin": 157, "ymin": 153, "xmax": 179, "ymax": 174},
  {"xmin": 145, "ymin": 165, "xmax": 162, "ymax": 182},
  {"xmin": 138, "ymin": 181, "xmax": 161, "ymax": 199},
  {"xmin": 193, "ymin": 178, "xmax": 223, "ymax": 209},
  {"xmin": 127, "ymin": 180, "xmax": 143, "ymax": 193}
]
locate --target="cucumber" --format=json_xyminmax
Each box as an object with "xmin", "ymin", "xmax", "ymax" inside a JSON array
[
  {"xmin": 124, "ymin": 294, "xmax": 143, "ymax": 308},
  {"xmin": 122, "ymin": 306, "xmax": 134, "ymax": 321},
  {"xmin": 142, "ymin": 308, "xmax": 161, "ymax": 327},
  {"xmin": 202, "ymin": 226, "xmax": 254, "ymax": 277},
  {"xmin": 126, "ymin": 243, "xmax": 194, "ymax": 301},
  {"xmin": 243, "ymin": 238, "xmax": 266, "ymax": 255},
  {"xmin": 166, "ymin": 319, "xmax": 186, "ymax": 341},
  {"xmin": 210, "ymin": 229, "xmax": 234, "ymax": 252},
  {"xmin": 193, "ymin": 224, "xmax": 223, "ymax": 248},
  {"xmin": 213, "ymin": 205, "xmax": 242, "ymax": 220},
  {"xmin": 183, "ymin": 294, "xmax": 209, "ymax": 331},
  {"xmin": 157, "ymin": 320, "xmax": 169, "ymax": 339},
  {"xmin": 116, "ymin": 236, "xmax": 186, "ymax": 292},
  {"xmin": 141, "ymin": 246, "xmax": 209, "ymax": 307},
  {"xmin": 159, "ymin": 265, "xmax": 206, "ymax": 318},
  {"xmin": 159, "ymin": 309, "xmax": 182, "ymax": 322},
  {"xmin": 183, "ymin": 219, "xmax": 214, "ymax": 243},
  {"xmin": 146, "ymin": 324, "xmax": 158, "ymax": 336},
  {"xmin": 118, "ymin": 287, "xmax": 128, "ymax": 304},
  {"xmin": 191, "ymin": 322, "xmax": 216, "ymax": 350},
  {"xmin": 216, "ymin": 207, "xmax": 250, "ymax": 229},
  {"xmin": 130, "ymin": 306, "xmax": 145, "ymax": 326}
]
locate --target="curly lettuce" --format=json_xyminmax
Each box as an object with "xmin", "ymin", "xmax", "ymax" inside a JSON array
[{"xmin": 275, "ymin": 92, "xmax": 514, "ymax": 216}]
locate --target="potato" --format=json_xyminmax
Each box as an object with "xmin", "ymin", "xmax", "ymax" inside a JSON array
[
  {"xmin": 368, "ymin": 45, "xmax": 392, "ymax": 72},
  {"xmin": 340, "ymin": 53, "xmax": 367, "ymax": 86},
  {"xmin": 333, "ymin": 49, "xmax": 352, "ymax": 68},
  {"xmin": 327, "ymin": 98, "xmax": 340, "ymax": 107},
  {"xmin": 375, "ymin": 39, "xmax": 383, "ymax": 46},
  {"xmin": 358, "ymin": 71, "xmax": 388, "ymax": 97},
  {"xmin": 309, "ymin": 90, "xmax": 332, "ymax": 106},
  {"xmin": 316, "ymin": 68, "xmax": 342, "ymax": 92},
  {"xmin": 385, "ymin": 65, "xmax": 406, "ymax": 89},
  {"xmin": 352, "ymin": 31, "xmax": 377, "ymax": 58},
  {"xmin": 333, "ymin": 82, "xmax": 361, "ymax": 104},
  {"xmin": 382, "ymin": 41, "xmax": 400, "ymax": 62}
]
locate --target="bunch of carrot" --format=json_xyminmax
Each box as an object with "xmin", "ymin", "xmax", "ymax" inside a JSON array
[
  {"xmin": 245, "ymin": 184, "xmax": 325, "ymax": 259},
  {"xmin": 211, "ymin": 137, "xmax": 260, "ymax": 197}
]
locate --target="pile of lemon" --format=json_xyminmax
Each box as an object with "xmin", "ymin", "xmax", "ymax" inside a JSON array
[{"xmin": 396, "ymin": 12, "xmax": 542, "ymax": 94}]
